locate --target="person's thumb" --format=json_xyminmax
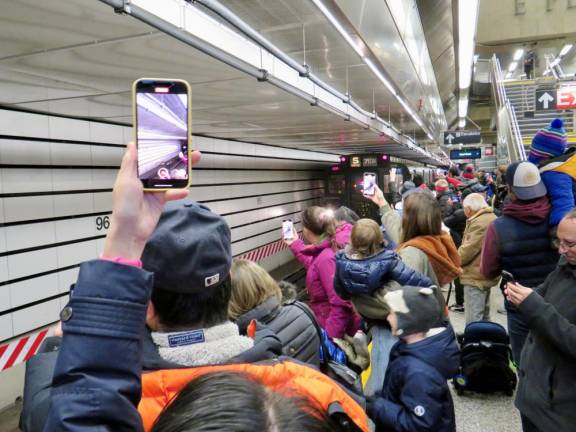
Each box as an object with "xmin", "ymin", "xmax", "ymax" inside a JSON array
[{"xmin": 163, "ymin": 189, "xmax": 189, "ymax": 203}]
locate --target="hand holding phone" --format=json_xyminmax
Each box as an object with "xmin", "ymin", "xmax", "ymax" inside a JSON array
[
  {"xmin": 133, "ymin": 78, "xmax": 192, "ymax": 191},
  {"xmin": 363, "ymin": 172, "xmax": 377, "ymax": 196},
  {"xmin": 282, "ymin": 220, "xmax": 295, "ymax": 241},
  {"xmin": 501, "ymin": 270, "xmax": 516, "ymax": 285}
]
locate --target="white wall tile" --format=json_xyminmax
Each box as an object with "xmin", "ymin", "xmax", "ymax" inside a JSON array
[
  {"xmin": 4, "ymin": 222, "xmax": 56, "ymax": 252},
  {"xmin": 52, "ymin": 193, "xmax": 94, "ymax": 217},
  {"xmin": 0, "ymin": 314, "xmax": 13, "ymax": 342},
  {"xmin": 0, "ymin": 272, "xmax": 11, "ymax": 312},
  {"xmin": 91, "ymin": 146, "xmax": 123, "ymax": 166},
  {"xmin": 51, "ymin": 169, "xmax": 93, "ymax": 191},
  {"xmin": 3, "ymin": 196, "xmax": 54, "ymax": 223},
  {"xmin": 0, "ymin": 139, "xmax": 51, "ymax": 165},
  {"xmin": 49, "ymin": 117, "xmax": 90, "ymax": 142},
  {"xmin": 56, "ymin": 241, "xmax": 98, "ymax": 268},
  {"xmin": 0, "ymin": 257, "xmax": 8, "ymax": 283},
  {"xmin": 91, "ymin": 170, "xmax": 116, "ymax": 189},
  {"xmin": 0, "ymin": 110, "xmax": 49, "ymax": 138},
  {"xmin": 50, "ymin": 143, "xmax": 91, "ymax": 165},
  {"xmin": 90, "ymin": 122, "xmax": 124, "ymax": 144},
  {"xmin": 57, "ymin": 268, "xmax": 79, "ymax": 294},
  {"xmin": 0, "ymin": 169, "xmax": 52, "ymax": 193},
  {"xmin": 92, "ymin": 192, "xmax": 112, "ymax": 212},
  {"xmin": 12, "ymin": 298, "xmax": 60, "ymax": 336},
  {"xmin": 54, "ymin": 218, "xmax": 96, "ymax": 242},
  {"xmin": 7, "ymin": 249, "xmax": 58, "ymax": 280},
  {"xmin": 10, "ymin": 273, "xmax": 58, "ymax": 308}
]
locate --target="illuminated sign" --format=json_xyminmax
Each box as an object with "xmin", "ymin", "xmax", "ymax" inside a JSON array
[
  {"xmin": 350, "ymin": 156, "xmax": 361, "ymax": 168},
  {"xmin": 450, "ymin": 148, "xmax": 482, "ymax": 160},
  {"xmin": 362, "ymin": 157, "xmax": 378, "ymax": 167}
]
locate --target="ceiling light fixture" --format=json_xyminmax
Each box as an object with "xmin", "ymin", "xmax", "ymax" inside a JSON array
[
  {"xmin": 560, "ymin": 44, "xmax": 573, "ymax": 57},
  {"xmin": 508, "ymin": 61, "xmax": 518, "ymax": 72},
  {"xmin": 513, "ymin": 49, "xmax": 524, "ymax": 61},
  {"xmin": 458, "ymin": 0, "xmax": 479, "ymax": 90}
]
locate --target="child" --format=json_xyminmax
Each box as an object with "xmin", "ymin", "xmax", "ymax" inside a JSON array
[
  {"xmin": 528, "ymin": 118, "xmax": 576, "ymax": 227},
  {"xmin": 334, "ymin": 219, "xmax": 432, "ymax": 301},
  {"xmin": 367, "ymin": 287, "xmax": 459, "ymax": 431},
  {"xmin": 334, "ymin": 218, "xmax": 433, "ymax": 396}
]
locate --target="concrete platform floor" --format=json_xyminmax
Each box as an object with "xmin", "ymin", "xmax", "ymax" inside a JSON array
[{"xmin": 448, "ymin": 286, "xmax": 522, "ymax": 432}]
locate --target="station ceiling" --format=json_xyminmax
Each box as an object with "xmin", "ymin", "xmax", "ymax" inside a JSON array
[{"xmin": 0, "ymin": 0, "xmax": 452, "ymax": 164}]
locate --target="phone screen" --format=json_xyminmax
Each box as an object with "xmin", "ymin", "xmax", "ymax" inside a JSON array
[
  {"xmin": 363, "ymin": 173, "xmax": 376, "ymax": 196},
  {"xmin": 134, "ymin": 79, "xmax": 190, "ymax": 189},
  {"xmin": 451, "ymin": 194, "xmax": 461, "ymax": 203},
  {"xmin": 282, "ymin": 220, "xmax": 294, "ymax": 240}
]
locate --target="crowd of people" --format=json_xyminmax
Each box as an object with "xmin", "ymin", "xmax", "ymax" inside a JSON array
[{"xmin": 18, "ymin": 119, "xmax": 576, "ymax": 432}]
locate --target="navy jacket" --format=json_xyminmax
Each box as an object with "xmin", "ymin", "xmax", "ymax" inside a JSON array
[
  {"xmin": 44, "ymin": 260, "xmax": 153, "ymax": 431},
  {"xmin": 335, "ymin": 249, "xmax": 432, "ymax": 299},
  {"xmin": 370, "ymin": 326, "xmax": 460, "ymax": 432}
]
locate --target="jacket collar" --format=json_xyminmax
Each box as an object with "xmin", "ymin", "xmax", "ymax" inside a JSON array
[
  {"xmin": 235, "ymin": 296, "xmax": 281, "ymax": 331},
  {"xmin": 558, "ymin": 256, "xmax": 576, "ymax": 276},
  {"xmin": 142, "ymin": 322, "xmax": 282, "ymax": 371},
  {"xmin": 468, "ymin": 206, "xmax": 494, "ymax": 222}
]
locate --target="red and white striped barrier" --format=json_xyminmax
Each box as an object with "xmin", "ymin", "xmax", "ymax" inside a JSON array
[
  {"xmin": 237, "ymin": 236, "xmax": 297, "ymax": 262},
  {"xmin": 0, "ymin": 328, "xmax": 52, "ymax": 371}
]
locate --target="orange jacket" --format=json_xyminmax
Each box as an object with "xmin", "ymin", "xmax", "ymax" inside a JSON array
[{"xmin": 139, "ymin": 360, "xmax": 369, "ymax": 432}]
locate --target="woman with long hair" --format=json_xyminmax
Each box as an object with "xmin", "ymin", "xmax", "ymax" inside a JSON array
[
  {"xmin": 284, "ymin": 206, "xmax": 360, "ymax": 339},
  {"xmin": 229, "ymin": 259, "xmax": 320, "ymax": 366}
]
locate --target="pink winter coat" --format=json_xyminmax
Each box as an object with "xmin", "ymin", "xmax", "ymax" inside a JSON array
[
  {"xmin": 335, "ymin": 223, "xmax": 354, "ymax": 249},
  {"xmin": 289, "ymin": 239, "xmax": 361, "ymax": 339}
]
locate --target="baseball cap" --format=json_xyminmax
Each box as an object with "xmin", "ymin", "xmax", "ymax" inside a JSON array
[
  {"xmin": 141, "ymin": 200, "xmax": 232, "ymax": 294},
  {"xmin": 506, "ymin": 161, "xmax": 547, "ymax": 200}
]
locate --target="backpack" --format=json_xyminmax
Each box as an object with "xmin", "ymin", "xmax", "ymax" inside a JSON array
[{"xmin": 453, "ymin": 321, "xmax": 517, "ymax": 396}]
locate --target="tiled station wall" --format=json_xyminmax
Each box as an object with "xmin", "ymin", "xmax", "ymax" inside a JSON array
[{"xmin": 0, "ymin": 108, "xmax": 338, "ymax": 346}]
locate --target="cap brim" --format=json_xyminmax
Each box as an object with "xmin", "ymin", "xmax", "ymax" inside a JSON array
[{"xmin": 513, "ymin": 181, "xmax": 547, "ymax": 200}]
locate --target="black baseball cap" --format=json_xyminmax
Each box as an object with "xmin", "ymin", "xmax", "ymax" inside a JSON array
[{"xmin": 141, "ymin": 201, "xmax": 232, "ymax": 294}]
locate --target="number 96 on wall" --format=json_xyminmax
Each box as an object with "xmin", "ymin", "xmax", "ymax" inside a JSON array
[{"xmin": 95, "ymin": 216, "xmax": 110, "ymax": 231}]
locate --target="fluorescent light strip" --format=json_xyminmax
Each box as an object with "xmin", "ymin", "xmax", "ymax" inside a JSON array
[
  {"xmin": 458, "ymin": 0, "xmax": 479, "ymax": 90},
  {"xmin": 508, "ymin": 61, "xmax": 518, "ymax": 72},
  {"xmin": 513, "ymin": 49, "xmax": 524, "ymax": 61},
  {"xmin": 560, "ymin": 44, "xmax": 573, "ymax": 57},
  {"xmin": 311, "ymin": 0, "xmax": 433, "ymax": 140}
]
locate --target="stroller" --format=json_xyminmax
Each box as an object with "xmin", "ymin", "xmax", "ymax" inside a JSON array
[{"xmin": 453, "ymin": 321, "xmax": 517, "ymax": 396}]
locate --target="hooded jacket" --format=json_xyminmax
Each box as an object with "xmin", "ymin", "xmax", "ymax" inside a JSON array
[
  {"xmin": 539, "ymin": 151, "xmax": 576, "ymax": 226},
  {"xmin": 235, "ymin": 296, "xmax": 320, "ymax": 366},
  {"xmin": 335, "ymin": 222, "xmax": 354, "ymax": 249},
  {"xmin": 290, "ymin": 239, "xmax": 361, "ymax": 339},
  {"xmin": 29, "ymin": 260, "xmax": 368, "ymax": 432},
  {"xmin": 458, "ymin": 207, "xmax": 499, "ymax": 289},
  {"xmin": 437, "ymin": 191, "xmax": 455, "ymax": 219},
  {"xmin": 480, "ymin": 197, "xmax": 559, "ymax": 287},
  {"xmin": 515, "ymin": 258, "xmax": 576, "ymax": 432},
  {"xmin": 334, "ymin": 249, "xmax": 433, "ymax": 300},
  {"xmin": 370, "ymin": 326, "xmax": 459, "ymax": 432}
]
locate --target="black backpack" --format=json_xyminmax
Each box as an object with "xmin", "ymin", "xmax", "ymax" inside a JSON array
[{"xmin": 453, "ymin": 321, "xmax": 517, "ymax": 396}]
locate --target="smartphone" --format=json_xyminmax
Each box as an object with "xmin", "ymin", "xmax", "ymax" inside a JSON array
[
  {"xmin": 363, "ymin": 172, "xmax": 377, "ymax": 196},
  {"xmin": 501, "ymin": 270, "xmax": 516, "ymax": 285},
  {"xmin": 133, "ymin": 78, "xmax": 192, "ymax": 190},
  {"xmin": 450, "ymin": 194, "xmax": 461, "ymax": 203},
  {"xmin": 282, "ymin": 220, "xmax": 294, "ymax": 240}
]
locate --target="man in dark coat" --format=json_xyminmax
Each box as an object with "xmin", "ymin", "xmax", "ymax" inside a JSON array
[
  {"xmin": 481, "ymin": 161, "xmax": 559, "ymax": 364},
  {"xmin": 505, "ymin": 209, "xmax": 576, "ymax": 432}
]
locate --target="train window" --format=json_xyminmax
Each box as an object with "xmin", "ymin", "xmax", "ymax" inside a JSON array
[{"xmin": 328, "ymin": 175, "xmax": 346, "ymax": 195}]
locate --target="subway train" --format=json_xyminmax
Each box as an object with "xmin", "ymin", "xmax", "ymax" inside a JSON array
[{"xmin": 325, "ymin": 153, "xmax": 440, "ymax": 220}]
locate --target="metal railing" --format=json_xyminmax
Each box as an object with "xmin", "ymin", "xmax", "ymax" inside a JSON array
[{"xmin": 491, "ymin": 55, "xmax": 527, "ymax": 163}]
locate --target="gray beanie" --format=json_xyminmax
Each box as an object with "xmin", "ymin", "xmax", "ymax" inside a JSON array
[{"xmin": 384, "ymin": 286, "xmax": 441, "ymax": 337}]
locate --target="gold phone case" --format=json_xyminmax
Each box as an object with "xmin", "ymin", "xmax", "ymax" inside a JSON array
[{"xmin": 132, "ymin": 78, "xmax": 192, "ymax": 192}]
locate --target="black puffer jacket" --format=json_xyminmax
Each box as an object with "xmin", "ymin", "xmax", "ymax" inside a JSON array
[
  {"xmin": 437, "ymin": 191, "xmax": 455, "ymax": 219},
  {"xmin": 334, "ymin": 249, "xmax": 433, "ymax": 299},
  {"xmin": 236, "ymin": 296, "xmax": 320, "ymax": 367}
]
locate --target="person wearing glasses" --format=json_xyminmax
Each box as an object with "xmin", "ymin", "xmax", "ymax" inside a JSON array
[
  {"xmin": 480, "ymin": 161, "xmax": 559, "ymax": 364},
  {"xmin": 504, "ymin": 209, "xmax": 576, "ymax": 432}
]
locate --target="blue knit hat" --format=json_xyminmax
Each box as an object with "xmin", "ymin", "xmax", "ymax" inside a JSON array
[{"xmin": 528, "ymin": 118, "xmax": 567, "ymax": 165}]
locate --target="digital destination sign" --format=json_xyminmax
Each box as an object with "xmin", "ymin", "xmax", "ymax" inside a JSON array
[{"xmin": 450, "ymin": 148, "xmax": 482, "ymax": 160}]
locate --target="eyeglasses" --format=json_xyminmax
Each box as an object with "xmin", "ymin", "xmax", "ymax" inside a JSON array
[{"xmin": 552, "ymin": 238, "xmax": 576, "ymax": 249}]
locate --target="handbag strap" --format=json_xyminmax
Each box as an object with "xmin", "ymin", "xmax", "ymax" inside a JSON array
[{"xmin": 286, "ymin": 300, "xmax": 330, "ymax": 367}]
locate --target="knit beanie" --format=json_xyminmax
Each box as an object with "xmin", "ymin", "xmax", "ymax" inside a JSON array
[
  {"xmin": 384, "ymin": 287, "xmax": 441, "ymax": 337},
  {"xmin": 529, "ymin": 118, "xmax": 567, "ymax": 165},
  {"xmin": 462, "ymin": 165, "xmax": 475, "ymax": 180}
]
